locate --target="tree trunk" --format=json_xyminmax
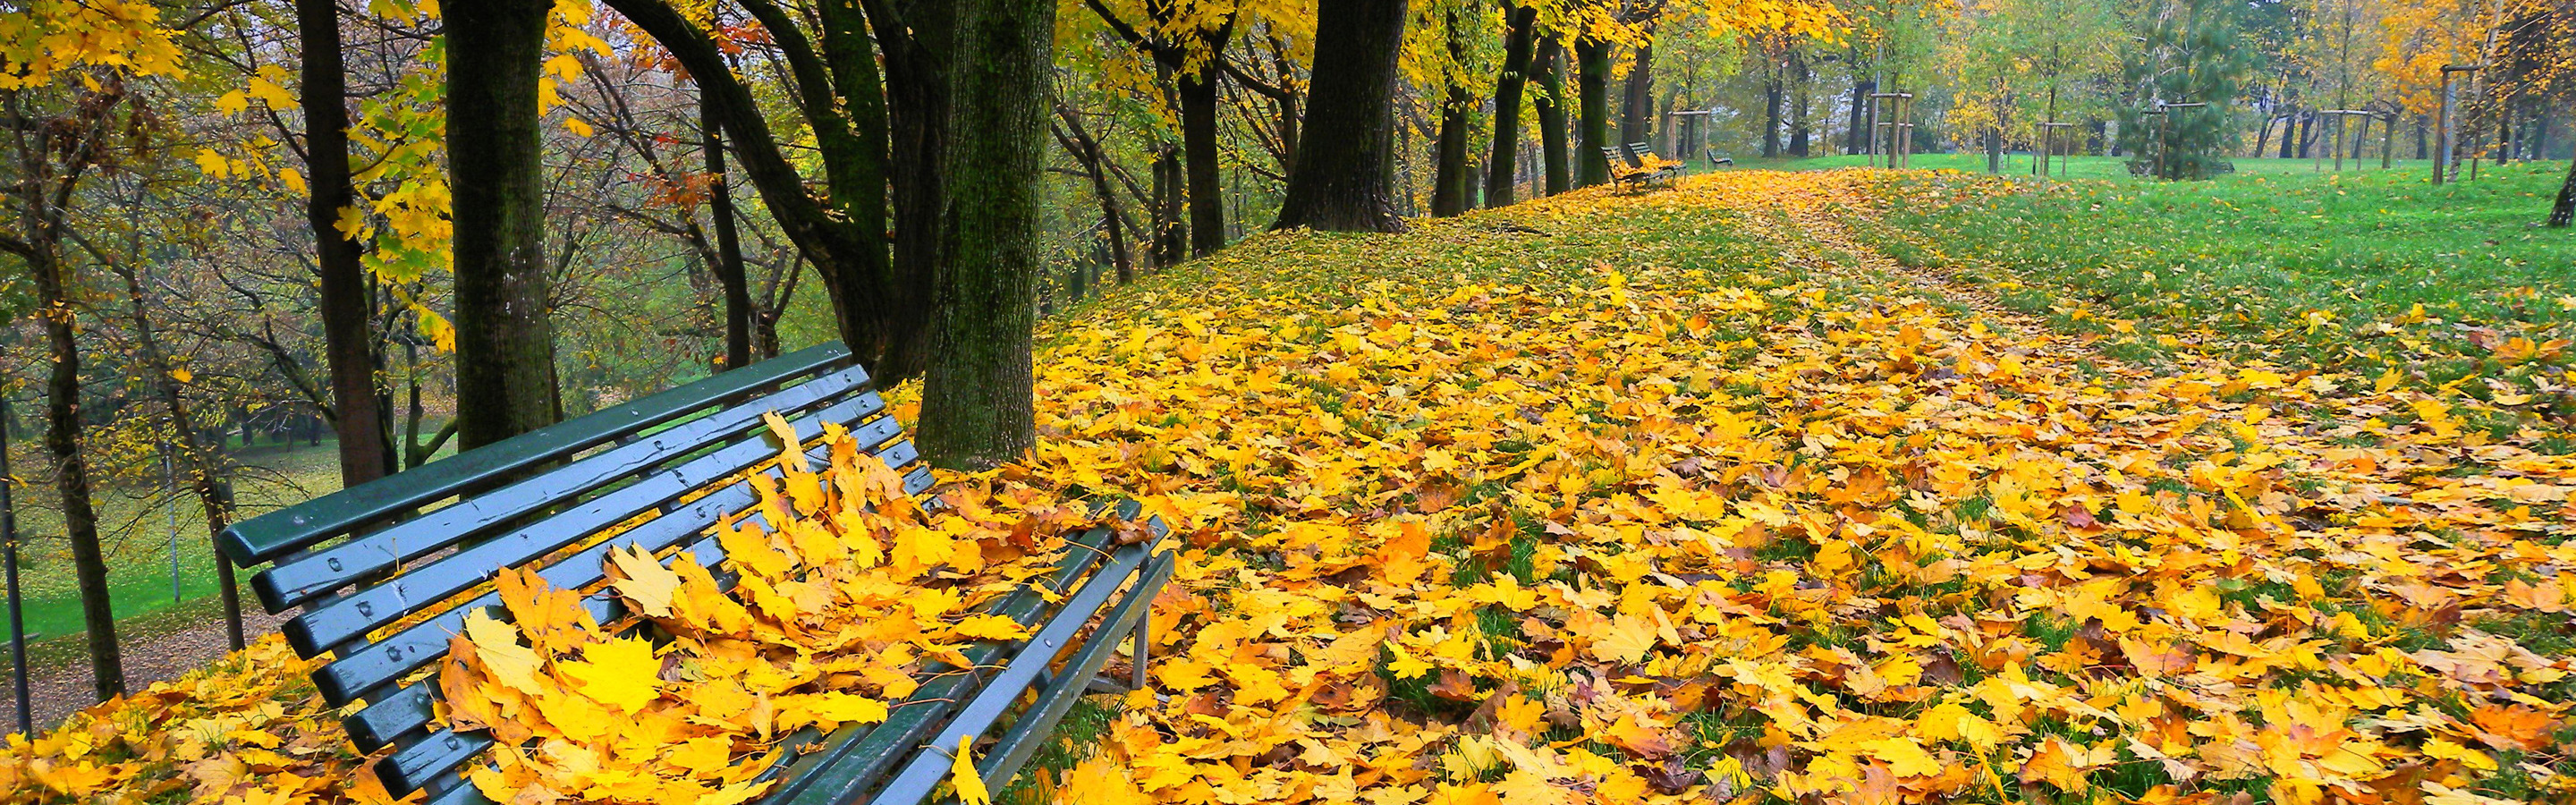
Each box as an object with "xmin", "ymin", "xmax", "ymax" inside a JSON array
[
  {"xmin": 1152, "ymin": 147, "xmax": 1185, "ymax": 266},
  {"xmin": 1180, "ymin": 66, "xmax": 1225, "ymax": 255},
  {"xmin": 919, "ymin": 0, "xmax": 1051, "ymax": 469},
  {"xmin": 2416, "ymin": 114, "xmax": 2428, "ymax": 159},
  {"xmin": 1429, "ymin": 4, "xmax": 1471, "ymax": 217},
  {"xmin": 448, "ymin": 0, "xmax": 561, "ymax": 448},
  {"xmin": 1273, "ymin": 0, "xmax": 1410, "ymax": 233},
  {"xmin": 863, "ymin": 0, "xmax": 948, "ymax": 381},
  {"xmin": 299, "ymin": 0, "xmax": 393, "ymax": 485},
  {"xmin": 2549, "ymin": 154, "xmax": 2573, "ymax": 228},
  {"xmin": 1787, "ymin": 49, "xmax": 1809, "ymax": 157},
  {"xmin": 1574, "ymin": 37, "xmax": 1611, "ymax": 187},
  {"xmin": 114, "ymin": 264, "xmax": 244, "ymax": 649},
  {"xmin": 26, "ymin": 243, "xmax": 122, "ymax": 701},
  {"xmin": 704, "ymin": 103, "xmax": 752, "ymax": 370},
  {"xmin": 1483, "ymin": 3, "xmax": 1537, "ymax": 208},
  {"xmin": 1621, "ymin": 44, "xmax": 1654, "ymax": 148},
  {"xmin": 1533, "ymin": 38, "xmax": 1571, "ymax": 195},
  {"xmin": 1431, "ymin": 87, "xmax": 1472, "ymax": 216},
  {"xmin": 1846, "ymin": 75, "xmax": 1873, "ymax": 155},
  {"xmin": 1761, "ymin": 60, "xmax": 1783, "ymax": 158},
  {"xmin": 2253, "ymin": 114, "xmax": 2275, "ymax": 158}
]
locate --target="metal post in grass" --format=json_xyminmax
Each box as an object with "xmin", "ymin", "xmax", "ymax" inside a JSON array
[{"xmin": 1, "ymin": 390, "xmax": 29, "ymax": 736}]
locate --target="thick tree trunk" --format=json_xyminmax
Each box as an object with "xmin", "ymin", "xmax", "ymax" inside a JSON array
[
  {"xmin": 1430, "ymin": 4, "xmax": 1472, "ymax": 217},
  {"xmin": 1180, "ymin": 68, "xmax": 1225, "ymax": 255},
  {"xmin": 1431, "ymin": 86, "xmax": 1472, "ymax": 216},
  {"xmin": 1573, "ymin": 38, "xmax": 1611, "ymax": 187},
  {"xmin": 1273, "ymin": 0, "xmax": 1410, "ymax": 232},
  {"xmin": 449, "ymin": 0, "xmax": 561, "ymax": 448},
  {"xmin": 299, "ymin": 0, "xmax": 393, "ymax": 485},
  {"xmin": 1987, "ymin": 128, "xmax": 2003, "ymax": 173},
  {"xmin": 704, "ymin": 104, "xmax": 752, "ymax": 370},
  {"xmin": 2278, "ymin": 109, "xmax": 2298, "ymax": 157},
  {"xmin": 2550, "ymin": 155, "xmax": 2574, "ymax": 228},
  {"xmin": 919, "ymin": 0, "xmax": 1051, "ymax": 469},
  {"xmin": 1787, "ymin": 49, "xmax": 1809, "ymax": 157},
  {"xmin": 1533, "ymin": 38, "xmax": 1571, "ymax": 195},
  {"xmin": 1483, "ymin": 3, "xmax": 1537, "ymax": 207},
  {"xmin": 1621, "ymin": 44, "xmax": 1654, "ymax": 148}
]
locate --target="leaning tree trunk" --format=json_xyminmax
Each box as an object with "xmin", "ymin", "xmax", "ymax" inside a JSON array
[
  {"xmin": 29, "ymin": 244, "xmax": 122, "ymax": 700},
  {"xmin": 1273, "ymin": 0, "xmax": 1411, "ymax": 233},
  {"xmin": 2549, "ymin": 154, "xmax": 2574, "ymax": 228},
  {"xmin": 114, "ymin": 263, "xmax": 244, "ymax": 648},
  {"xmin": 704, "ymin": 104, "xmax": 753, "ymax": 370},
  {"xmin": 448, "ymin": 0, "xmax": 561, "ymax": 448},
  {"xmin": 1533, "ymin": 38, "xmax": 1572, "ymax": 195},
  {"xmin": 919, "ymin": 0, "xmax": 1052, "ymax": 469},
  {"xmin": 1483, "ymin": 4, "xmax": 1537, "ymax": 208},
  {"xmin": 1573, "ymin": 37, "xmax": 1611, "ymax": 187},
  {"xmin": 299, "ymin": 0, "xmax": 393, "ymax": 485}
]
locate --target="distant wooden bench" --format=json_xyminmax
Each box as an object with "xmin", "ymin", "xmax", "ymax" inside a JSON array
[
  {"xmin": 1601, "ymin": 145, "xmax": 1672, "ymax": 191},
  {"xmin": 1625, "ymin": 142, "xmax": 1685, "ymax": 177},
  {"xmin": 216, "ymin": 343, "xmax": 1171, "ymax": 805}
]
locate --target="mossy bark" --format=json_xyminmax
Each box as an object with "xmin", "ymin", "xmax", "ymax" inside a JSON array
[
  {"xmin": 448, "ymin": 0, "xmax": 561, "ymax": 448},
  {"xmin": 918, "ymin": 0, "xmax": 1053, "ymax": 469}
]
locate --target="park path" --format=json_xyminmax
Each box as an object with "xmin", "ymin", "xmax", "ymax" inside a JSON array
[{"xmin": 0, "ymin": 605, "xmax": 292, "ymax": 733}]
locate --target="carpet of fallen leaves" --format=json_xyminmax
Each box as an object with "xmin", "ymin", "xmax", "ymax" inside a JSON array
[{"xmin": 10, "ymin": 169, "xmax": 2576, "ymax": 805}]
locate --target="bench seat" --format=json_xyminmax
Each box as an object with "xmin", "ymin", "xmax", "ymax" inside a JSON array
[{"xmin": 216, "ymin": 343, "xmax": 1167, "ymax": 805}]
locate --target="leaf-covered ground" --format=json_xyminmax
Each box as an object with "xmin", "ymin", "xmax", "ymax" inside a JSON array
[{"xmin": 11, "ymin": 169, "xmax": 2576, "ymax": 805}]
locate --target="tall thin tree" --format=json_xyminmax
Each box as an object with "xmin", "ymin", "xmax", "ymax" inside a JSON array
[{"xmin": 298, "ymin": 0, "xmax": 394, "ymax": 484}]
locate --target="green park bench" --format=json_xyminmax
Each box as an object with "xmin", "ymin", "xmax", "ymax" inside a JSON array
[
  {"xmin": 1623, "ymin": 142, "xmax": 1684, "ymax": 179},
  {"xmin": 1603, "ymin": 144, "xmax": 1681, "ymax": 191},
  {"xmin": 215, "ymin": 343, "xmax": 1171, "ymax": 805}
]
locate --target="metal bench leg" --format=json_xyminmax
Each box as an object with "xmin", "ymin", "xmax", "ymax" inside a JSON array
[{"xmin": 1130, "ymin": 607, "xmax": 1149, "ymax": 691}]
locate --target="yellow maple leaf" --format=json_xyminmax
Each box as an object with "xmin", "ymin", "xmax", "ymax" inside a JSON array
[
  {"xmin": 1589, "ymin": 614, "xmax": 1656, "ymax": 665},
  {"xmin": 948, "ymin": 735, "xmax": 990, "ymax": 805},
  {"xmin": 461, "ymin": 610, "xmax": 545, "ymax": 694},
  {"xmin": 559, "ymin": 636, "xmax": 660, "ymax": 713},
  {"xmin": 607, "ymin": 545, "xmax": 681, "ymax": 618}
]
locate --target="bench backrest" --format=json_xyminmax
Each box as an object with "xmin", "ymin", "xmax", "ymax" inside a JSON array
[
  {"xmin": 217, "ymin": 344, "xmax": 932, "ymax": 799},
  {"xmin": 1625, "ymin": 142, "xmax": 1667, "ymax": 165}
]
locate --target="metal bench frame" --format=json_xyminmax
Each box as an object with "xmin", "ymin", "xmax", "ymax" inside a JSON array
[{"xmin": 216, "ymin": 343, "xmax": 1168, "ymax": 805}]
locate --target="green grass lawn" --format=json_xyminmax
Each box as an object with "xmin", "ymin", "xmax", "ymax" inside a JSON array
[
  {"xmin": 1821, "ymin": 157, "xmax": 2575, "ymax": 413},
  {"xmin": 3, "ymin": 435, "xmax": 451, "ymax": 648},
  {"xmin": 1725, "ymin": 151, "xmax": 2446, "ymax": 180}
]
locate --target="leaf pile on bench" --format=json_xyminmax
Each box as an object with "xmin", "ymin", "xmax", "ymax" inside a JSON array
[{"xmin": 436, "ymin": 415, "xmax": 1135, "ymax": 804}]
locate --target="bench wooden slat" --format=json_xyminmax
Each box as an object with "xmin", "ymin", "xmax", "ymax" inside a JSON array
[
  {"xmin": 860, "ymin": 532, "xmax": 1163, "ymax": 805},
  {"xmin": 218, "ymin": 343, "xmax": 855, "ymax": 566},
  {"xmin": 758, "ymin": 500, "xmax": 1145, "ymax": 805},
  {"xmin": 379, "ymin": 504, "xmax": 1137, "ymax": 801},
  {"xmin": 335, "ymin": 438, "xmax": 928, "ymax": 750},
  {"xmin": 252, "ymin": 365, "xmax": 878, "ymax": 614},
  {"xmin": 281, "ymin": 395, "xmax": 897, "ymax": 667},
  {"xmin": 974, "ymin": 554, "xmax": 1171, "ymax": 789}
]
